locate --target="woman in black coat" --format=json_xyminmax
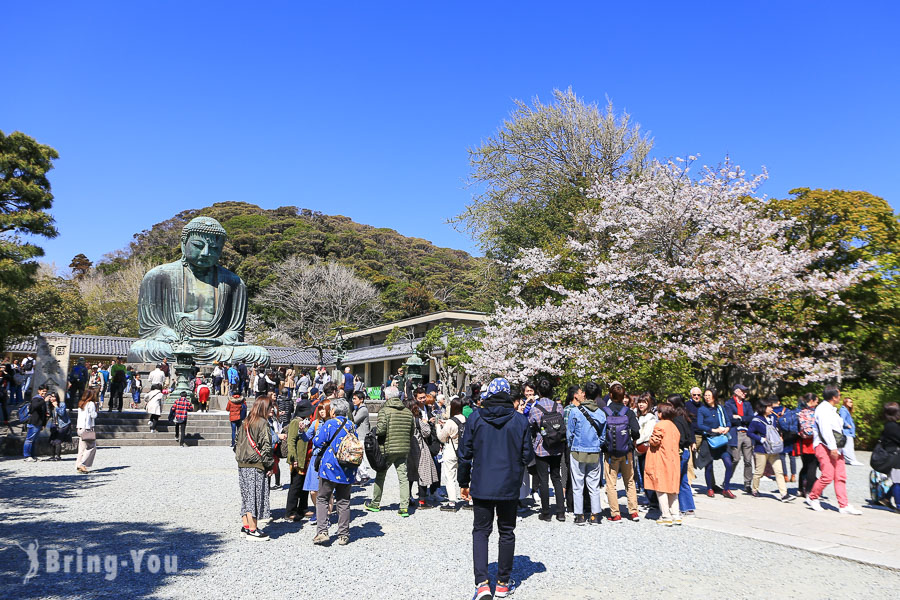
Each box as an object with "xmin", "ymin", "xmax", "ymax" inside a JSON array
[{"xmin": 881, "ymin": 402, "xmax": 900, "ymax": 511}]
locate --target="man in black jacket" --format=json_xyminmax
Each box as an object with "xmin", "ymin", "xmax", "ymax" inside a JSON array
[
  {"xmin": 23, "ymin": 385, "xmax": 49, "ymax": 461},
  {"xmin": 459, "ymin": 378, "xmax": 534, "ymax": 600}
]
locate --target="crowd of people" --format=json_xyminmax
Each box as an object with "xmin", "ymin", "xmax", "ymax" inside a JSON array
[
  {"xmin": 5, "ymin": 348, "xmax": 900, "ymax": 599},
  {"xmin": 224, "ymin": 372, "xmax": 900, "ymax": 600}
]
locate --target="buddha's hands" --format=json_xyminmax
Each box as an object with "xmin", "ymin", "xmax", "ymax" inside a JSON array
[
  {"xmin": 158, "ymin": 328, "xmax": 179, "ymax": 343},
  {"xmin": 218, "ymin": 332, "xmax": 247, "ymax": 346}
]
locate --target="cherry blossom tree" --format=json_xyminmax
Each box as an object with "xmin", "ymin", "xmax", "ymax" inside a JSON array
[{"xmin": 468, "ymin": 157, "xmax": 865, "ymax": 385}]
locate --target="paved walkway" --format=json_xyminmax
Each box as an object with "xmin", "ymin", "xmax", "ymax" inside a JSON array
[{"xmin": 683, "ymin": 451, "xmax": 900, "ymax": 570}]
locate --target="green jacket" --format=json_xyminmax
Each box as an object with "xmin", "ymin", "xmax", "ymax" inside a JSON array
[
  {"xmin": 376, "ymin": 397, "xmax": 414, "ymax": 457},
  {"xmin": 235, "ymin": 418, "xmax": 274, "ymax": 471},
  {"xmin": 286, "ymin": 417, "xmax": 310, "ymax": 471}
]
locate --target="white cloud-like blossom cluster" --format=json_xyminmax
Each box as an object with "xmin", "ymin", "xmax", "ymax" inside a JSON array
[{"xmin": 468, "ymin": 157, "xmax": 866, "ymax": 384}]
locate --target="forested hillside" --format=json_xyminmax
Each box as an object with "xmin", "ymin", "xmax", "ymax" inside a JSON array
[{"xmin": 113, "ymin": 202, "xmax": 495, "ymax": 321}]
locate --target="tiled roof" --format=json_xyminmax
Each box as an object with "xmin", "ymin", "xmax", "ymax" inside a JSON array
[
  {"xmin": 7, "ymin": 338, "xmax": 38, "ymax": 353},
  {"xmin": 343, "ymin": 340, "xmax": 421, "ymax": 363},
  {"xmin": 267, "ymin": 347, "xmax": 334, "ymax": 367},
  {"xmin": 70, "ymin": 335, "xmax": 135, "ymax": 358}
]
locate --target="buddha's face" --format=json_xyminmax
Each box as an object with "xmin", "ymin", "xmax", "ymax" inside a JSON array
[{"xmin": 183, "ymin": 233, "xmax": 224, "ymax": 269}]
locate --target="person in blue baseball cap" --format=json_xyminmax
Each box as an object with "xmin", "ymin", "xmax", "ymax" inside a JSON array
[{"xmin": 458, "ymin": 377, "xmax": 534, "ymax": 600}]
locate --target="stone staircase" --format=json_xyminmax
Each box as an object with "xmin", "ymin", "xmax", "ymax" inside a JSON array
[{"xmin": 91, "ymin": 410, "xmax": 234, "ymax": 447}]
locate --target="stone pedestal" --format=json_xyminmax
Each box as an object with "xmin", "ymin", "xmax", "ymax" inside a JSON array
[{"xmin": 33, "ymin": 334, "xmax": 70, "ymax": 402}]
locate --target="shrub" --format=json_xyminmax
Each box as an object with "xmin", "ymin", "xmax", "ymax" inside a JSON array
[{"xmin": 842, "ymin": 385, "xmax": 900, "ymax": 450}]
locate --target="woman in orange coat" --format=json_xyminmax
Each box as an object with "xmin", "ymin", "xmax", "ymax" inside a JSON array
[{"xmin": 645, "ymin": 403, "xmax": 682, "ymax": 526}]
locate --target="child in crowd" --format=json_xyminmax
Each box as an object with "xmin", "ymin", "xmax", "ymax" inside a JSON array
[{"xmin": 130, "ymin": 373, "xmax": 143, "ymax": 408}]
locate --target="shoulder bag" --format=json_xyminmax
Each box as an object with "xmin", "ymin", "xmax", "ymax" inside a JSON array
[{"xmin": 707, "ymin": 406, "xmax": 730, "ymax": 449}]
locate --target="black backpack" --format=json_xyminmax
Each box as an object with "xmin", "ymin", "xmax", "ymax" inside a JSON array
[
  {"xmin": 364, "ymin": 429, "xmax": 389, "ymax": 472},
  {"xmin": 535, "ymin": 402, "xmax": 566, "ymax": 455},
  {"xmin": 451, "ymin": 415, "xmax": 466, "ymax": 447}
]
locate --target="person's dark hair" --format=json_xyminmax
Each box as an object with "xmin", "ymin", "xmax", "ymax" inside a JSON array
[
  {"xmin": 151, "ymin": 383, "xmax": 163, "ymax": 391},
  {"xmin": 884, "ymin": 401, "xmax": 900, "ymax": 423},
  {"xmin": 403, "ymin": 395, "xmax": 420, "ymax": 417},
  {"xmin": 636, "ymin": 392, "xmax": 654, "ymax": 416},
  {"xmin": 38, "ymin": 383, "xmax": 49, "ymax": 392},
  {"xmin": 353, "ymin": 390, "xmax": 366, "ymax": 402},
  {"xmin": 667, "ymin": 393, "xmax": 691, "ymax": 422},
  {"xmin": 523, "ymin": 381, "xmax": 537, "ymax": 395},
  {"xmin": 470, "ymin": 382, "xmax": 482, "ymax": 396},
  {"xmin": 657, "ymin": 402, "xmax": 675, "ymax": 420},
  {"xmin": 797, "ymin": 392, "xmax": 816, "ymax": 410},
  {"xmin": 754, "ymin": 398, "xmax": 771, "ymax": 414},
  {"xmin": 414, "ymin": 386, "xmax": 427, "ymax": 399},
  {"xmin": 584, "ymin": 381, "xmax": 601, "ymax": 400},
  {"xmin": 322, "ymin": 381, "xmax": 337, "ymax": 396},
  {"xmin": 703, "ymin": 388, "xmax": 719, "ymax": 406},
  {"xmin": 511, "ymin": 386, "xmax": 524, "ymax": 402},
  {"xmin": 449, "ymin": 398, "xmax": 462, "ymax": 418},
  {"xmin": 536, "ymin": 379, "xmax": 553, "ymax": 399},
  {"xmin": 823, "ymin": 385, "xmax": 840, "ymax": 402},
  {"xmin": 565, "ymin": 384, "xmax": 582, "ymax": 404},
  {"xmin": 609, "ymin": 383, "xmax": 625, "ymax": 403}
]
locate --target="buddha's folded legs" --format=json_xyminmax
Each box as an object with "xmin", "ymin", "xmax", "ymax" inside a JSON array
[
  {"xmin": 128, "ymin": 339, "xmax": 270, "ymax": 367},
  {"xmin": 127, "ymin": 339, "xmax": 173, "ymax": 364}
]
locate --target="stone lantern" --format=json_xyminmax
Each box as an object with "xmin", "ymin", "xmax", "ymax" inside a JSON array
[{"xmin": 403, "ymin": 355, "xmax": 425, "ymax": 387}]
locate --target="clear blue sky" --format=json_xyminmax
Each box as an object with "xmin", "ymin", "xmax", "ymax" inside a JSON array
[{"xmin": 3, "ymin": 1, "xmax": 899, "ymax": 269}]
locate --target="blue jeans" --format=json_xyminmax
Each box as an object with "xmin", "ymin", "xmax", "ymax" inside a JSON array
[
  {"xmin": 12, "ymin": 384, "xmax": 23, "ymax": 406},
  {"xmin": 24, "ymin": 425, "xmax": 41, "ymax": 458},
  {"xmin": 231, "ymin": 419, "xmax": 242, "ymax": 447},
  {"xmin": 706, "ymin": 451, "xmax": 734, "ymax": 490},
  {"xmin": 678, "ymin": 448, "xmax": 695, "ymax": 512}
]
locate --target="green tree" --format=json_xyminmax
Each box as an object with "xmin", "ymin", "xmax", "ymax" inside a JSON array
[
  {"xmin": 0, "ymin": 130, "xmax": 59, "ymax": 350},
  {"xmin": 450, "ymin": 88, "xmax": 652, "ymax": 260},
  {"xmin": 17, "ymin": 275, "xmax": 88, "ymax": 335},
  {"xmin": 768, "ymin": 188, "xmax": 900, "ymax": 383},
  {"xmin": 69, "ymin": 253, "xmax": 93, "ymax": 279},
  {"xmin": 415, "ymin": 324, "xmax": 482, "ymax": 397}
]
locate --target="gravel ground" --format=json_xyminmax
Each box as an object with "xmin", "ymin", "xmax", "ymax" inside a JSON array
[{"xmin": 0, "ymin": 446, "xmax": 896, "ymax": 600}]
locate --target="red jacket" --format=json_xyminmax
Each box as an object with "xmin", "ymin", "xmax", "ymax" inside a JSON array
[
  {"xmin": 227, "ymin": 399, "xmax": 245, "ymax": 422},
  {"xmin": 173, "ymin": 397, "xmax": 192, "ymax": 423},
  {"xmin": 198, "ymin": 385, "xmax": 210, "ymax": 404}
]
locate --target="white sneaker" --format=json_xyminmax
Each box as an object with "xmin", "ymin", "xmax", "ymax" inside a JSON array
[
  {"xmin": 805, "ymin": 498, "xmax": 823, "ymax": 512},
  {"xmin": 23, "ymin": 457, "xmax": 37, "ymax": 462},
  {"xmin": 839, "ymin": 505, "xmax": 862, "ymax": 516}
]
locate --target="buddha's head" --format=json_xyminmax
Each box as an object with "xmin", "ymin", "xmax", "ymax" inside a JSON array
[{"xmin": 181, "ymin": 217, "xmax": 227, "ymax": 269}]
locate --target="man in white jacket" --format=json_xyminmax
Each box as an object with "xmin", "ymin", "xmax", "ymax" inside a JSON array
[{"xmin": 806, "ymin": 386, "xmax": 861, "ymax": 515}]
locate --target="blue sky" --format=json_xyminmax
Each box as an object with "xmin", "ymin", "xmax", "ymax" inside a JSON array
[{"xmin": 3, "ymin": 1, "xmax": 899, "ymax": 269}]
